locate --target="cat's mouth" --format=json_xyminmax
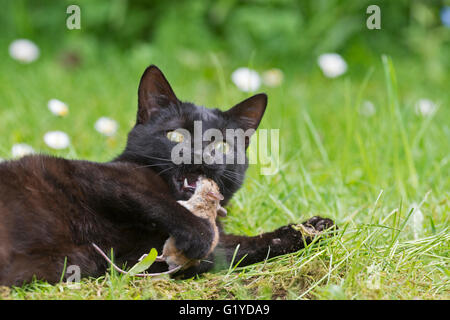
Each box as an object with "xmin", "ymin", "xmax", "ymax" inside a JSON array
[{"xmin": 174, "ymin": 173, "xmax": 200, "ymax": 198}]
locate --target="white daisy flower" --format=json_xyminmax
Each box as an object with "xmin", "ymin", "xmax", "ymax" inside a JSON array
[
  {"xmin": 44, "ymin": 131, "xmax": 70, "ymax": 150},
  {"xmin": 366, "ymin": 263, "xmax": 381, "ymax": 290},
  {"xmin": 317, "ymin": 53, "xmax": 347, "ymax": 78},
  {"xmin": 11, "ymin": 143, "xmax": 35, "ymax": 158},
  {"xmin": 231, "ymin": 67, "xmax": 261, "ymax": 92},
  {"xmin": 359, "ymin": 100, "xmax": 376, "ymax": 117},
  {"xmin": 9, "ymin": 39, "xmax": 40, "ymax": 63},
  {"xmin": 415, "ymin": 99, "xmax": 437, "ymax": 117},
  {"xmin": 48, "ymin": 99, "xmax": 69, "ymax": 117},
  {"xmin": 95, "ymin": 117, "xmax": 118, "ymax": 136},
  {"xmin": 409, "ymin": 202, "xmax": 424, "ymax": 240},
  {"xmin": 262, "ymin": 68, "xmax": 284, "ymax": 87}
]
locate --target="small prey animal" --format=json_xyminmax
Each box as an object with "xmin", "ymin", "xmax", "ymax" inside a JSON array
[{"xmin": 157, "ymin": 176, "xmax": 227, "ymax": 270}]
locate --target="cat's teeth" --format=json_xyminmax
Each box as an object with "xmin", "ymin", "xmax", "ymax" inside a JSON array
[{"xmin": 184, "ymin": 178, "xmax": 189, "ymax": 188}]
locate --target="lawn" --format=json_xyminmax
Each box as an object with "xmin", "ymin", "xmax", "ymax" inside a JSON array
[{"xmin": 0, "ymin": 42, "xmax": 448, "ymax": 300}]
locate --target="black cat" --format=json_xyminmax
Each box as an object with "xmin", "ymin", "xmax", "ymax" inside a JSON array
[{"xmin": 0, "ymin": 65, "xmax": 335, "ymax": 286}]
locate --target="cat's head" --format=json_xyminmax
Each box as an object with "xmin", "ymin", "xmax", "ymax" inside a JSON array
[{"xmin": 119, "ymin": 65, "xmax": 267, "ymax": 203}]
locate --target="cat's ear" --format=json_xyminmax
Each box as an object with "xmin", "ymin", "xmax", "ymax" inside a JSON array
[
  {"xmin": 225, "ymin": 93, "xmax": 267, "ymax": 132},
  {"xmin": 137, "ymin": 65, "xmax": 180, "ymax": 124}
]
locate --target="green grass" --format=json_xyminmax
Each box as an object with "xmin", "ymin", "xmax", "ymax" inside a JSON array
[{"xmin": 0, "ymin": 47, "xmax": 448, "ymax": 300}]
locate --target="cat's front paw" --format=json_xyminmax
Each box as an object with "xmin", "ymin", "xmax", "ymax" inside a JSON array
[
  {"xmin": 172, "ymin": 217, "xmax": 215, "ymax": 261},
  {"xmin": 291, "ymin": 216, "xmax": 337, "ymax": 240},
  {"xmin": 162, "ymin": 237, "xmax": 200, "ymax": 271},
  {"xmin": 301, "ymin": 216, "xmax": 336, "ymax": 232},
  {"xmin": 272, "ymin": 216, "xmax": 337, "ymax": 253}
]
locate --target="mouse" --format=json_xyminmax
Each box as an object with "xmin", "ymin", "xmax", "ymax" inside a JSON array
[{"xmin": 160, "ymin": 176, "xmax": 226, "ymax": 270}]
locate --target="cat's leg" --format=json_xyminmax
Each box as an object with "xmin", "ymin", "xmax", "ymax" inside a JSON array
[
  {"xmin": 174, "ymin": 216, "xmax": 336, "ymax": 279},
  {"xmin": 86, "ymin": 189, "xmax": 217, "ymax": 263},
  {"xmin": 217, "ymin": 216, "xmax": 336, "ymax": 266}
]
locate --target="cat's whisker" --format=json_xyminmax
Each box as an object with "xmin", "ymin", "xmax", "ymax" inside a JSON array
[
  {"xmin": 125, "ymin": 151, "xmax": 173, "ymax": 163},
  {"xmin": 156, "ymin": 166, "xmax": 175, "ymax": 177},
  {"xmin": 143, "ymin": 155, "xmax": 173, "ymax": 162},
  {"xmin": 217, "ymin": 178, "xmax": 229, "ymax": 195},
  {"xmin": 219, "ymin": 177, "xmax": 231, "ymax": 192},
  {"xmin": 222, "ymin": 171, "xmax": 242, "ymax": 182},
  {"xmin": 223, "ymin": 169, "xmax": 245, "ymax": 178},
  {"xmin": 222, "ymin": 171, "xmax": 239, "ymax": 181},
  {"xmin": 133, "ymin": 163, "xmax": 172, "ymax": 170},
  {"xmin": 222, "ymin": 174, "xmax": 241, "ymax": 187},
  {"xmin": 223, "ymin": 175, "xmax": 242, "ymax": 185}
]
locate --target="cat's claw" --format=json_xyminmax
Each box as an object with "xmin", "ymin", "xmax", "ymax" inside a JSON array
[
  {"xmin": 302, "ymin": 216, "xmax": 336, "ymax": 233},
  {"xmin": 292, "ymin": 216, "xmax": 338, "ymax": 238},
  {"xmin": 155, "ymin": 255, "xmax": 165, "ymax": 262}
]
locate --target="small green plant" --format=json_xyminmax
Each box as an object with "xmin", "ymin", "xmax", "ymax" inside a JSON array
[{"xmin": 126, "ymin": 248, "xmax": 158, "ymax": 278}]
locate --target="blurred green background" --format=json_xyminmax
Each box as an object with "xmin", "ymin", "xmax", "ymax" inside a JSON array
[{"xmin": 1, "ymin": 0, "xmax": 449, "ymax": 77}]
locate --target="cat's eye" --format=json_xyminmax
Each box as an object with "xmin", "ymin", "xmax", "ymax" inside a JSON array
[
  {"xmin": 214, "ymin": 141, "xmax": 231, "ymax": 154},
  {"xmin": 166, "ymin": 131, "xmax": 184, "ymax": 143}
]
